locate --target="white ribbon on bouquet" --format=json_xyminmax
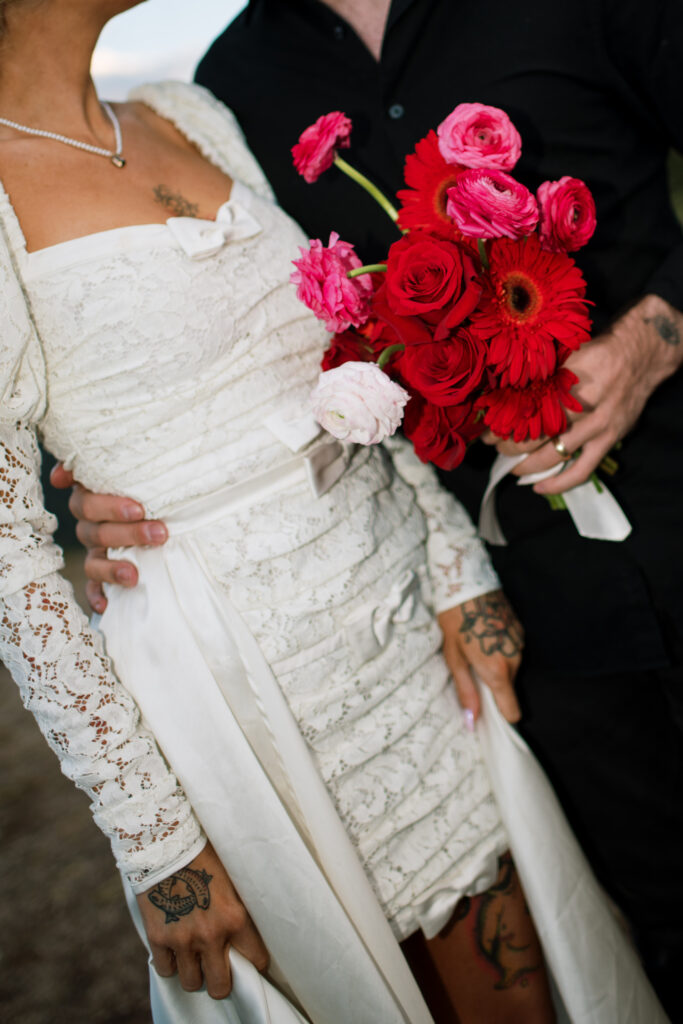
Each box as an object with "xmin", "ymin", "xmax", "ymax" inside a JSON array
[{"xmin": 479, "ymin": 452, "xmax": 632, "ymax": 545}]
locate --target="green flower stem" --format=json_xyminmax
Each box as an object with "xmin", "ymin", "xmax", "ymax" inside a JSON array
[
  {"xmin": 546, "ymin": 493, "xmax": 568, "ymax": 512},
  {"xmin": 590, "ymin": 472, "xmax": 604, "ymax": 494},
  {"xmin": 347, "ymin": 263, "xmax": 387, "ymax": 278},
  {"xmin": 477, "ymin": 238, "xmax": 489, "ymax": 271},
  {"xmin": 334, "ymin": 156, "xmax": 400, "ymax": 223},
  {"xmin": 599, "ymin": 455, "xmax": 619, "ymax": 476},
  {"xmin": 377, "ymin": 343, "xmax": 405, "ymax": 370}
]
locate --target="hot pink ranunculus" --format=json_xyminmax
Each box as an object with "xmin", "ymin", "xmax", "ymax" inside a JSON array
[
  {"xmin": 437, "ymin": 103, "xmax": 522, "ymax": 171},
  {"xmin": 537, "ymin": 176, "xmax": 597, "ymax": 253},
  {"xmin": 291, "ymin": 232, "xmax": 374, "ymax": 333},
  {"xmin": 310, "ymin": 362, "xmax": 409, "ymax": 445},
  {"xmin": 446, "ymin": 169, "xmax": 539, "ymax": 240},
  {"xmin": 291, "ymin": 111, "xmax": 353, "ymax": 183}
]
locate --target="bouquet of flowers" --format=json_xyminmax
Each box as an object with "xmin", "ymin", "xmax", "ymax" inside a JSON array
[{"xmin": 290, "ymin": 104, "xmax": 597, "ymax": 474}]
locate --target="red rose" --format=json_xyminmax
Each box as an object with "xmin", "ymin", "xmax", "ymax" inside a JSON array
[
  {"xmin": 399, "ymin": 328, "xmax": 486, "ymax": 406},
  {"xmin": 384, "ymin": 232, "xmax": 481, "ymax": 328},
  {"xmin": 370, "ymin": 282, "xmax": 434, "ymax": 348},
  {"xmin": 403, "ymin": 396, "xmax": 473, "ymax": 470}
]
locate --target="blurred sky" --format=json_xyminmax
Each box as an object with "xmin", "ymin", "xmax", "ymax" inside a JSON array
[{"xmin": 92, "ymin": 1, "xmax": 247, "ymax": 99}]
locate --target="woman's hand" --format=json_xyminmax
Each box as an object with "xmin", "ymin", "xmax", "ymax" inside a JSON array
[
  {"xmin": 438, "ymin": 590, "xmax": 524, "ymax": 724},
  {"xmin": 136, "ymin": 842, "xmax": 269, "ymax": 1000}
]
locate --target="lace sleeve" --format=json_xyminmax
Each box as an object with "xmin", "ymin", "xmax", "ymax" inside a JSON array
[
  {"xmin": 384, "ymin": 434, "xmax": 500, "ymax": 613},
  {"xmin": 0, "ymin": 420, "xmax": 206, "ymax": 892},
  {"xmin": 0, "ymin": 226, "xmax": 205, "ymax": 890}
]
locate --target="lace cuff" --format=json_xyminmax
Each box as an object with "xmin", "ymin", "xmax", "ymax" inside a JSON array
[{"xmin": 384, "ymin": 435, "xmax": 500, "ymax": 613}]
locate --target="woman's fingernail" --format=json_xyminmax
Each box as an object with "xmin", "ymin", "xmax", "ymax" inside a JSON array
[
  {"xmin": 93, "ymin": 600, "xmax": 106, "ymax": 614},
  {"xmin": 115, "ymin": 567, "xmax": 134, "ymax": 585},
  {"xmin": 463, "ymin": 709, "xmax": 476, "ymax": 733}
]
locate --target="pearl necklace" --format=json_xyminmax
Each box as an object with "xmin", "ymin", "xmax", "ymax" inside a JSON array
[{"xmin": 0, "ymin": 101, "xmax": 126, "ymax": 167}]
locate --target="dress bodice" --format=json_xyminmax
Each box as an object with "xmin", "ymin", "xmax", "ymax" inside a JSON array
[{"xmin": 5, "ymin": 87, "xmax": 327, "ymax": 517}]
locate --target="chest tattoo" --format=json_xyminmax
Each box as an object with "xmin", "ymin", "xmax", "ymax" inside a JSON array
[{"xmin": 153, "ymin": 183, "xmax": 200, "ymax": 218}]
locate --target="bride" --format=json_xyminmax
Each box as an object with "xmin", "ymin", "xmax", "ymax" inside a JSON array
[{"xmin": 0, "ymin": 2, "xmax": 667, "ymax": 1022}]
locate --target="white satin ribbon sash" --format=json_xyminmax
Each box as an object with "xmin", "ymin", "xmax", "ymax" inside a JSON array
[{"xmin": 479, "ymin": 453, "xmax": 632, "ymax": 545}]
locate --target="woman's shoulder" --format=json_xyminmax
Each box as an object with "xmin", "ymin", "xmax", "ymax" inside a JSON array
[{"xmin": 127, "ymin": 81, "xmax": 275, "ymax": 201}]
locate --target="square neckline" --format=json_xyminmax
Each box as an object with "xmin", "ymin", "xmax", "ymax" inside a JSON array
[{"xmin": 0, "ymin": 92, "xmax": 236, "ymax": 260}]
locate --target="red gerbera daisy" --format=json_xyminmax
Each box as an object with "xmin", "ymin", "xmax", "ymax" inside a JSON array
[
  {"xmin": 476, "ymin": 366, "xmax": 583, "ymax": 442},
  {"xmin": 469, "ymin": 235, "xmax": 592, "ymax": 387},
  {"xmin": 397, "ymin": 130, "xmax": 465, "ymax": 239}
]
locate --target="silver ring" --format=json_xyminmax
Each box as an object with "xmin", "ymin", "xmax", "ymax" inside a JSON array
[{"xmin": 552, "ymin": 436, "xmax": 572, "ymax": 461}]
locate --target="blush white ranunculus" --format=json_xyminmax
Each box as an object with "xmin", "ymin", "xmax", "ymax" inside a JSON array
[{"xmin": 311, "ymin": 362, "xmax": 410, "ymax": 445}]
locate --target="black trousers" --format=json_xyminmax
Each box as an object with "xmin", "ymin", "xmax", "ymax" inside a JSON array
[{"xmin": 515, "ymin": 656, "xmax": 683, "ymax": 1021}]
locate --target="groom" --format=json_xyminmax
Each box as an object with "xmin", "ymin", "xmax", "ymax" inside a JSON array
[{"xmin": 57, "ymin": 0, "xmax": 683, "ymax": 1013}]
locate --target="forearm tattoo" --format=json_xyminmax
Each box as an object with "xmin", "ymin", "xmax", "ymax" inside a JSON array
[
  {"xmin": 147, "ymin": 867, "xmax": 213, "ymax": 923},
  {"xmin": 474, "ymin": 854, "xmax": 540, "ymax": 990},
  {"xmin": 644, "ymin": 313, "xmax": 680, "ymax": 347},
  {"xmin": 153, "ymin": 184, "xmax": 199, "ymax": 218},
  {"xmin": 458, "ymin": 592, "xmax": 523, "ymax": 658}
]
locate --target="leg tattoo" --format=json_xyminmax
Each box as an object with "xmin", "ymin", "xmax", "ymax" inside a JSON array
[{"xmin": 473, "ymin": 855, "xmax": 540, "ymax": 990}]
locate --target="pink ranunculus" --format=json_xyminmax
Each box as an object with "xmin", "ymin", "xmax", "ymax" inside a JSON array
[
  {"xmin": 537, "ymin": 176, "xmax": 597, "ymax": 253},
  {"xmin": 310, "ymin": 361, "xmax": 409, "ymax": 445},
  {"xmin": 291, "ymin": 111, "xmax": 353, "ymax": 183},
  {"xmin": 437, "ymin": 103, "xmax": 522, "ymax": 171},
  {"xmin": 446, "ymin": 169, "xmax": 539, "ymax": 240},
  {"xmin": 291, "ymin": 232, "xmax": 374, "ymax": 333}
]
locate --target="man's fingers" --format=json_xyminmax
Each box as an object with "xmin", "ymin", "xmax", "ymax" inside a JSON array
[
  {"xmin": 493, "ymin": 436, "xmax": 547, "ymax": 457},
  {"xmin": 49, "ymin": 462, "xmax": 75, "ymax": 490},
  {"xmin": 534, "ymin": 437, "xmax": 611, "ymax": 494},
  {"xmin": 85, "ymin": 578, "xmax": 107, "ymax": 615},
  {"xmin": 68, "ymin": 483, "xmax": 145, "ymax": 526},
  {"xmin": 76, "ymin": 517, "xmax": 167, "ymax": 552},
  {"xmin": 201, "ymin": 943, "xmax": 233, "ymax": 1000},
  {"xmin": 84, "ymin": 548, "xmax": 138, "ymax": 588}
]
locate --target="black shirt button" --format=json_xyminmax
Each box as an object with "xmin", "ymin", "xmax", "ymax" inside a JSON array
[
  {"xmin": 333, "ymin": 24, "xmax": 345, "ymax": 41},
  {"xmin": 388, "ymin": 103, "xmax": 405, "ymax": 120}
]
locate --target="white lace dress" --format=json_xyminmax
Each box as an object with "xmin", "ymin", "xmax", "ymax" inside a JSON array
[{"xmin": 0, "ymin": 82, "xmax": 506, "ymax": 1021}]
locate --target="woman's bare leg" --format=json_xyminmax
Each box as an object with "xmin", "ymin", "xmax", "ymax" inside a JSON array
[{"xmin": 401, "ymin": 854, "xmax": 556, "ymax": 1024}]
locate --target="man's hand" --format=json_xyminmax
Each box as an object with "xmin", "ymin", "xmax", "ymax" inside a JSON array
[
  {"xmin": 136, "ymin": 842, "xmax": 269, "ymax": 1000},
  {"xmin": 439, "ymin": 589, "xmax": 524, "ymax": 724},
  {"xmin": 50, "ymin": 464, "xmax": 168, "ymax": 614},
  {"xmin": 482, "ymin": 294, "xmax": 683, "ymax": 493}
]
